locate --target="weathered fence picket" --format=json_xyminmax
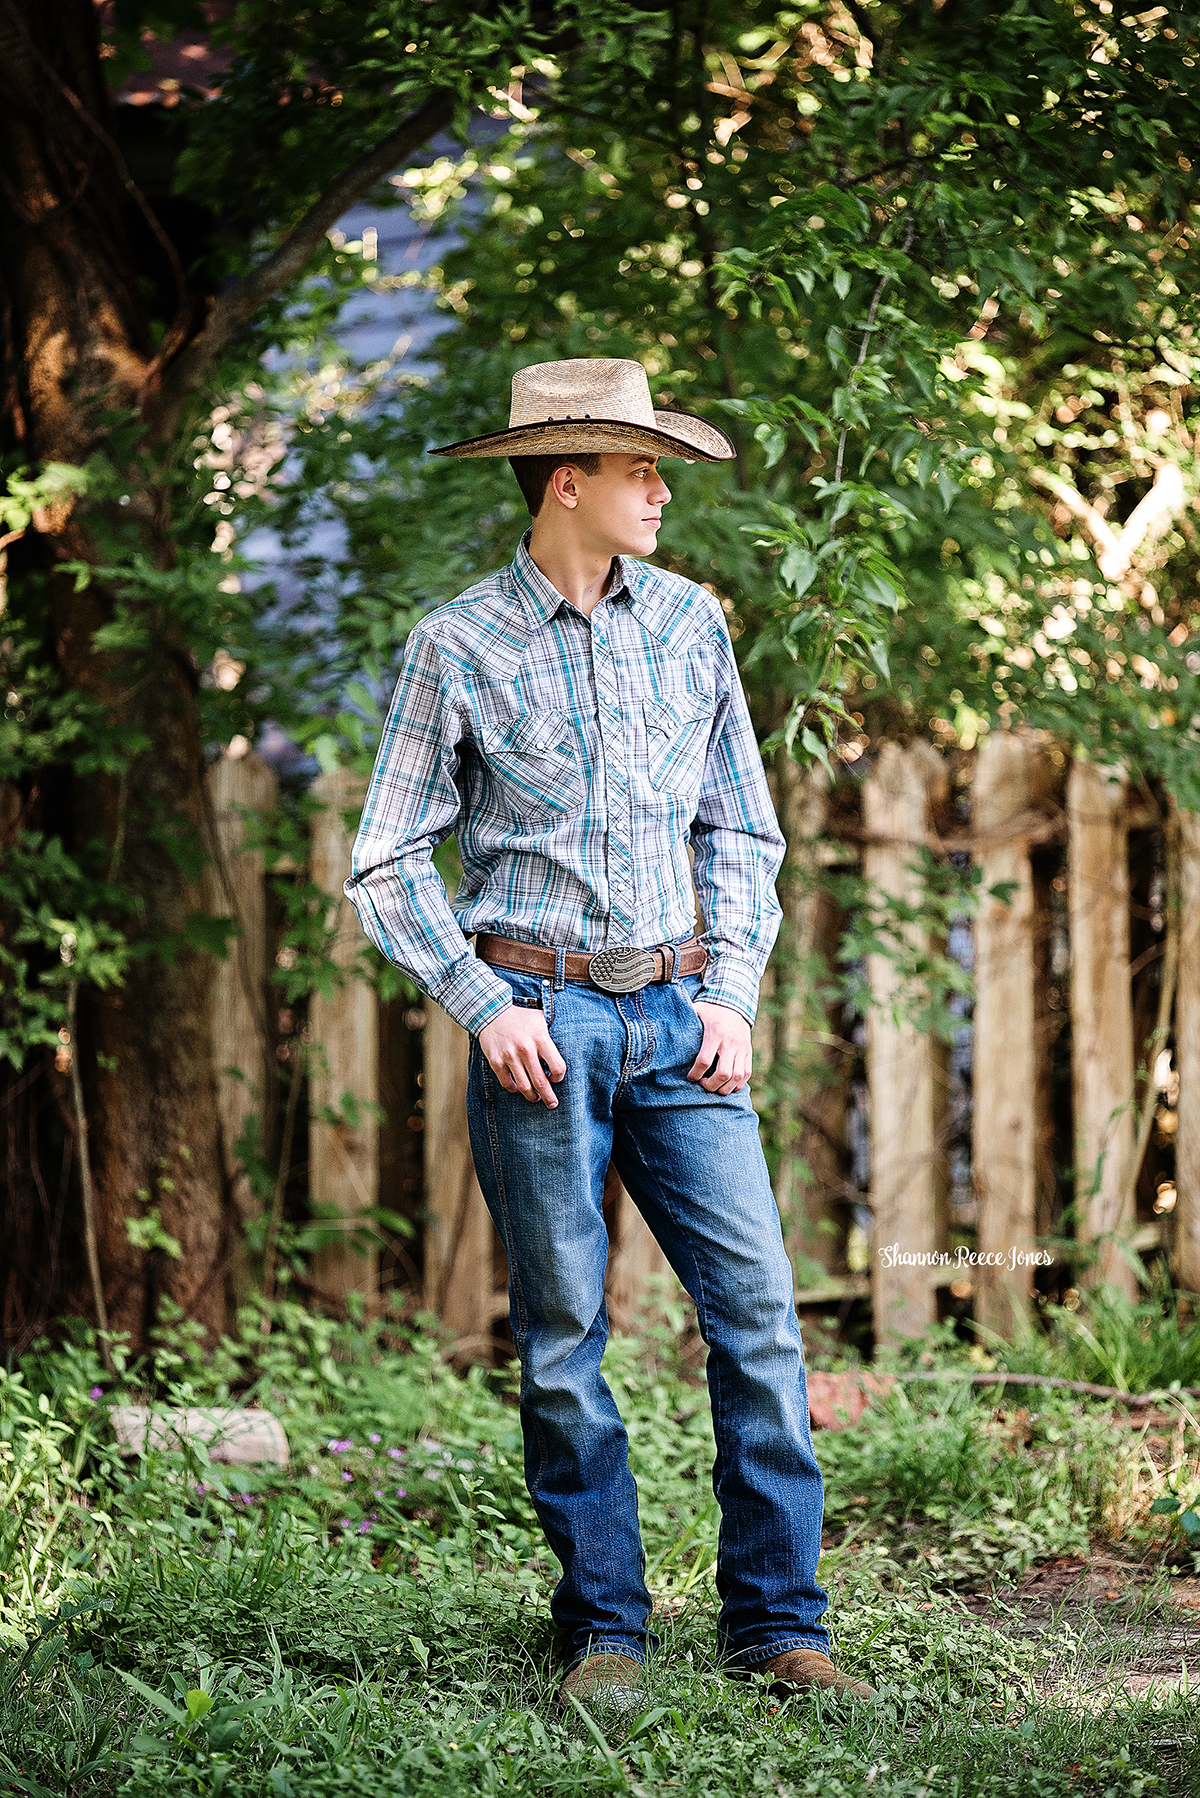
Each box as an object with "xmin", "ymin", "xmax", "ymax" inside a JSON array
[
  {"xmin": 422, "ymin": 1000, "xmax": 498, "ymax": 1352},
  {"xmin": 307, "ymin": 769, "xmax": 379, "ymax": 1306},
  {"xmin": 863, "ymin": 741, "xmax": 950, "ymax": 1340},
  {"xmin": 1177, "ymin": 805, "xmax": 1200, "ymax": 1293},
  {"xmin": 1068, "ymin": 760, "xmax": 1137, "ymax": 1299},
  {"xmin": 203, "ymin": 749, "xmax": 277, "ymax": 1297},
  {"xmin": 972, "ymin": 731, "xmax": 1054, "ymax": 1336}
]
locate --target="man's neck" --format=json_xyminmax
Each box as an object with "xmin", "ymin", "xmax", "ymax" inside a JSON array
[{"xmin": 526, "ymin": 525, "xmax": 618, "ymax": 619}]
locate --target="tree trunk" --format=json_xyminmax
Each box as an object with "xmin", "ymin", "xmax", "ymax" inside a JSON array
[{"xmin": 0, "ymin": 2, "xmax": 227, "ymax": 1342}]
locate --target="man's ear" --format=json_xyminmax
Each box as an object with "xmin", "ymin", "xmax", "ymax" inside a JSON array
[{"xmin": 548, "ymin": 464, "xmax": 580, "ymax": 510}]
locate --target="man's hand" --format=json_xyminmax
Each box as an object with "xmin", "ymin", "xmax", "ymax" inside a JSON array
[
  {"xmin": 683, "ymin": 999, "xmax": 752, "ymax": 1093},
  {"xmin": 688, "ymin": 1001, "xmax": 752, "ymax": 1095},
  {"xmin": 479, "ymin": 1005, "xmax": 567, "ymax": 1107}
]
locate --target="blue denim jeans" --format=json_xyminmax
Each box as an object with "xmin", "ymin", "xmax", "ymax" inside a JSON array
[{"xmin": 464, "ymin": 947, "xmax": 829, "ymax": 1672}]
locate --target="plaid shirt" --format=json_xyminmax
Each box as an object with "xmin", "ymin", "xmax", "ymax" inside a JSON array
[{"xmin": 346, "ymin": 532, "xmax": 785, "ymax": 1036}]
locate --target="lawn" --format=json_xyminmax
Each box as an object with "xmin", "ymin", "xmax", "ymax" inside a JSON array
[{"xmin": 2, "ymin": 1297, "xmax": 1199, "ymax": 1796}]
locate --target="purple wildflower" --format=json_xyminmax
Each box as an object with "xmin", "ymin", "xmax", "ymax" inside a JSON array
[
  {"xmin": 358, "ymin": 1521, "xmax": 371, "ymax": 1534},
  {"xmin": 373, "ymin": 1490, "xmax": 384, "ymax": 1499},
  {"xmin": 368, "ymin": 1433, "xmax": 381, "ymax": 1444},
  {"xmin": 327, "ymin": 1438, "xmax": 353, "ymax": 1453},
  {"xmin": 196, "ymin": 1484, "xmax": 207, "ymax": 1497},
  {"xmin": 341, "ymin": 1470, "xmax": 353, "ymax": 1482},
  {"xmin": 386, "ymin": 1447, "xmax": 404, "ymax": 1461},
  {"xmin": 395, "ymin": 1487, "xmax": 407, "ymax": 1499},
  {"xmin": 339, "ymin": 1519, "xmax": 352, "ymax": 1529},
  {"xmin": 89, "ymin": 1386, "xmax": 103, "ymax": 1400}
]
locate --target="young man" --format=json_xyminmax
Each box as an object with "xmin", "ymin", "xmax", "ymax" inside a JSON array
[{"xmin": 346, "ymin": 358, "xmax": 874, "ymax": 1706}]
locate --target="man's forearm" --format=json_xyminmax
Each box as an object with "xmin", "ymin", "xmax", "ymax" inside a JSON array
[{"xmin": 346, "ymin": 859, "xmax": 514, "ymax": 1035}]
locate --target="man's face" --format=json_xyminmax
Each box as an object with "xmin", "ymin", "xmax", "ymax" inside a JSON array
[{"xmin": 552, "ymin": 453, "xmax": 672, "ymax": 556}]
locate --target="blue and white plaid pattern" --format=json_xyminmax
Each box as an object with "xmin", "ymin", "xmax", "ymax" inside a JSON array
[{"xmin": 345, "ymin": 533, "xmax": 785, "ymax": 1035}]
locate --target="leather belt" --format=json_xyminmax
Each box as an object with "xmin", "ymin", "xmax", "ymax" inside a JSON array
[{"xmin": 476, "ymin": 933, "xmax": 708, "ymax": 995}]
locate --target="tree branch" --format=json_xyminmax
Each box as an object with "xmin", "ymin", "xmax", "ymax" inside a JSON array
[
  {"xmin": 1029, "ymin": 459, "xmax": 1186, "ymax": 582},
  {"xmin": 148, "ymin": 90, "xmax": 456, "ymax": 437},
  {"xmin": 840, "ymin": 0, "xmax": 881, "ymax": 55}
]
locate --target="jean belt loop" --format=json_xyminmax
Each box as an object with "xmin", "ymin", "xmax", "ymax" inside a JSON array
[
  {"xmin": 663, "ymin": 942, "xmax": 678, "ymax": 985},
  {"xmin": 553, "ymin": 945, "xmax": 567, "ymax": 992}
]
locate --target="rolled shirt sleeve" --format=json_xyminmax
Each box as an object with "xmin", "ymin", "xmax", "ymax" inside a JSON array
[
  {"xmin": 690, "ymin": 612, "xmax": 786, "ymax": 1026},
  {"xmin": 344, "ymin": 626, "xmax": 515, "ymax": 1036}
]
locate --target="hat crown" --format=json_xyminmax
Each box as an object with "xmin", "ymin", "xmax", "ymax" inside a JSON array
[{"xmin": 508, "ymin": 359, "xmax": 657, "ymax": 431}]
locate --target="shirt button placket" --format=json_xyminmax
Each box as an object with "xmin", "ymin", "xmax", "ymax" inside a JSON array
[{"xmin": 592, "ymin": 607, "xmax": 634, "ymax": 939}]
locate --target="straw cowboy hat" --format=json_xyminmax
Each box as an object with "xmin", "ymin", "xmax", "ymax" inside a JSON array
[{"xmin": 431, "ymin": 357, "xmax": 736, "ymax": 463}]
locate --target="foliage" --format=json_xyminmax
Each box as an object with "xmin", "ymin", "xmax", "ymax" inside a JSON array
[
  {"xmin": 993, "ymin": 1276, "xmax": 1200, "ymax": 1396},
  {"xmin": 830, "ymin": 851, "xmax": 1013, "ymax": 1042},
  {"xmin": 5, "ymin": 2, "xmax": 1200, "ymax": 1321},
  {"xmin": 3, "ymin": 1308, "xmax": 1200, "ymax": 1794}
]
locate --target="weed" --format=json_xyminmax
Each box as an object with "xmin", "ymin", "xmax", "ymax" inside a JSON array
[{"xmin": 2, "ymin": 1299, "xmax": 1199, "ymax": 1795}]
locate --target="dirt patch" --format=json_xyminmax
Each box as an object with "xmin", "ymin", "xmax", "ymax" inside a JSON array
[{"xmin": 963, "ymin": 1545, "xmax": 1200, "ymax": 1707}]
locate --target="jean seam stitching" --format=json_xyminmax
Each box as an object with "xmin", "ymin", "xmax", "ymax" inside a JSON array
[{"xmin": 736, "ymin": 1637, "xmax": 827, "ymax": 1667}]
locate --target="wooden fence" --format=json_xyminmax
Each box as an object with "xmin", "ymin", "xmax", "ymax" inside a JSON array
[{"xmin": 205, "ymin": 731, "xmax": 1198, "ymax": 1349}]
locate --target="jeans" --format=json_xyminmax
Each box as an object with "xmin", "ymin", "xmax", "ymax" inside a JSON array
[{"xmin": 464, "ymin": 944, "xmax": 829, "ymax": 1672}]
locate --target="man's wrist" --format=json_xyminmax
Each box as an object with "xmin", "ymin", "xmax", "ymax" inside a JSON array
[
  {"xmin": 430, "ymin": 953, "xmax": 515, "ymax": 1036},
  {"xmin": 696, "ymin": 951, "xmax": 760, "ymax": 1028}
]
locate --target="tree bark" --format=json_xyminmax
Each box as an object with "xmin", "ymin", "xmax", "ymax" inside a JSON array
[{"xmin": 0, "ymin": 2, "xmax": 449, "ymax": 1345}]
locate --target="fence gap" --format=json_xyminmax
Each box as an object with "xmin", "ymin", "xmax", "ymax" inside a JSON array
[
  {"xmin": 863, "ymin": 741, "xmax": 950, "ymax": 1339},
  {"xmin": 1067, "ymin": 760, "xmax": 1137, "ymax": 1298}
]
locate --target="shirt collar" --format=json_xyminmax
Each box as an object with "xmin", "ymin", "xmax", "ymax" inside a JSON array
[{"xmin": 512, "ymin": 530, "xmax": 633, "ymax": 627}]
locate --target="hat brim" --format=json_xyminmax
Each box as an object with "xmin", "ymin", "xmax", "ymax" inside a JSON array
[{"xmin": 430, "ymin": 408, "xmax": 735, "ymax": 463}]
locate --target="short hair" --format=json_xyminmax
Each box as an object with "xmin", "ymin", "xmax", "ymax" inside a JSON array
[{"xmin": 508, "ymin": 453, "xmax": 602, "ymax": 517}]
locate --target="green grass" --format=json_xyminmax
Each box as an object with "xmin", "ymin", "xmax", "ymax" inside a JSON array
[{"xmin": 2, "ymin": 1299, "xmax": 1199, "ymax": 1796}]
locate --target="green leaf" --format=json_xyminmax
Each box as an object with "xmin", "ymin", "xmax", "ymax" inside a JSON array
[
  {"xmin": 779, "ymin": 545, "xmax": 819, "ymax": 597},
  {"xmin": 113, "ymin": 1668, "xmax": 187, "ymax": 1727},
  {"xmin": 312, "ymin": 734, "xmax": 340, "ymax": 776},
  {"xmin": 181, "ymin": 913, "xmax": 239, "ymax": 959},
  {"xmin": 754, "ymin": 422, "xmax": 788, "ymax": 469},
  {"xmin": 1150, "ymin": 1495, "xmax": 1180, "ymax": 1515}
]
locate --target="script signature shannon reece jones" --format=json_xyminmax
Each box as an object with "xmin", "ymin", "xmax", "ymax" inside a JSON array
[{"xmin": 877, "ymin": 1244, "xmax": 1055, "ymax": 1273}]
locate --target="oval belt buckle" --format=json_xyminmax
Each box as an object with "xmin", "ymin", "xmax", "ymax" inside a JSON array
[{"xmin": 588, "ymin": 945, "xmax": 658, "ymax": 994}]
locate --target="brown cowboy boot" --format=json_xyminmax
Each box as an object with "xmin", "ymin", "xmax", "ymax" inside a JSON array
[
  {"xmin": 557, "ymin": 1652, "xmax": 644, "ymax": 1712},
  {"xmin": 758, "ymin": 1648, "xmax": 879, "ymax": 1700}
]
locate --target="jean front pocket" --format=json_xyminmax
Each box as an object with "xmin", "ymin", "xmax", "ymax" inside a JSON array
[{"xmin": 496, "ymin": 968, "xmax": 555, "ymax": 1027}]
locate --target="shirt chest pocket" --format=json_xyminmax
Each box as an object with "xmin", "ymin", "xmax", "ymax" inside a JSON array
[
  {"xmin": 642, "ymin": 692, "xmax": 713, "ymax": 797},
  {"xmin": 479, "ymin": 710, "xmax": 586, "ymax": 823}
]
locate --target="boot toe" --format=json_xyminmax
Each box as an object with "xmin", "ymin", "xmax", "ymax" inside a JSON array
[
  {"xmin": 556, "ymin": 1653, "xmax": 644, "ymax": 1713},
  {"xmin": 758, "ymin": 1648, "xmax": 878, "ymax": 1701}
]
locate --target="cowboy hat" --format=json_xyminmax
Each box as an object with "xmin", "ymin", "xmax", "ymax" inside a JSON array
[{"xmin": 430, "ymin": 358, "xmax": 736, "ymax": 463}]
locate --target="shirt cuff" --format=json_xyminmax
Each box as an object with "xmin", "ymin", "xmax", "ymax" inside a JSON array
[
  {"xmin": 427, "ymin": 950, "xmax": 515, "ymax": 1036},
  {"xmin": 696, "ymin": 947, "xmax": 762, "ymax": 1027}
]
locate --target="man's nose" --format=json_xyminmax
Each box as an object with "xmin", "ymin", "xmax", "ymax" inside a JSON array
[{"xmin": 650, "ymin": 473, "xmax": 671, "ymax": 506}]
